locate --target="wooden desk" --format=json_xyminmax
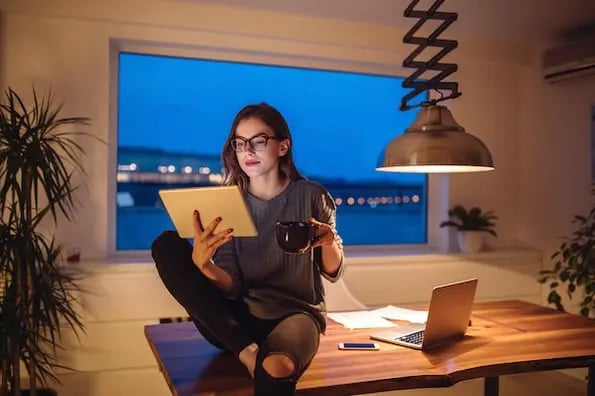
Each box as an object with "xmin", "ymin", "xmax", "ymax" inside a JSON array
[{"xmin": 145, "ymin": 300, "xmax": 595, "ymax": 396}]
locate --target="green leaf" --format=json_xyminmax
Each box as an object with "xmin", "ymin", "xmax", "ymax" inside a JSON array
[
  {"xmin": 547, "ymin": 290, "xmax": 561, "ymax": 304},
  {"xmin": 439, "ymin": 220, "xmax": 461, "ymax": 229},
  {"xmin": 560, "ymin": 271, "xmax": 569, "ymax": 282}
]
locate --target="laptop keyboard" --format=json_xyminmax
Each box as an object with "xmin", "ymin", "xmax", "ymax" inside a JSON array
[{"xmin": 399, "ymin": 330, "xmax": 425, "ymax": 345}]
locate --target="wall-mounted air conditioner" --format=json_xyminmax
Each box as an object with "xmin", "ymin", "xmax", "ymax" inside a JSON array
[{"xmin": 543, "ymin": 36, "xmax": 595, "ymax": 83}]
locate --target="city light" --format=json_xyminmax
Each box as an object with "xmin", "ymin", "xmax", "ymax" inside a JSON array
[
  {"xmin": 208, "ymin": 173, "xmax": 224, "ymax": 184},
  {"xmin": 329, "ymin": 194, "xmax": 420, "ymax": 207},
  {"xmin": 116, "ymin": 173, "xmax": 131, "ymax": 182},
  {"xmin": 116, "ymin": 164, "xmax": 424, "ymax": 208},
  {"xmin": 117, "ymin": 163, "xmax": 138, "ymax": 172}
]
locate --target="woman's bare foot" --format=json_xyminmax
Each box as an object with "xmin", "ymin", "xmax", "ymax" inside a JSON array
[{"xmin": 238, "ymin": 343, "xmax": 259, "ymax": 378}]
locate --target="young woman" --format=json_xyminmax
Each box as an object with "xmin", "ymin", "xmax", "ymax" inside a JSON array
[{"xmin": 151, "ymin": 103, "xmax": 344, "ymax": 395}]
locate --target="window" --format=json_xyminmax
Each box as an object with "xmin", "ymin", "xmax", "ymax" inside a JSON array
[{"xmin": 117, "ymin": 53, "xmax": 427, "ymax": 250}]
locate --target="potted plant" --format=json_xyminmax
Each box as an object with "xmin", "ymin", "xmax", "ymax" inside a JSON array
[
  {"xmin": 0, "ymin": 87, "xmax": 91, "ymax": 395},
  {"xmin": 538, "ymin": 185, "xmax": 594, "ymax": 318},
  {"xmin": 439, "ymin": 205, "xmax": 498, "ymax": 253}
]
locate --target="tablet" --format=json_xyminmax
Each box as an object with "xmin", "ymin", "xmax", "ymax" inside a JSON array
[{"xmin": 158, "ymin": 185, "xmax": 257, "ymax": 238}]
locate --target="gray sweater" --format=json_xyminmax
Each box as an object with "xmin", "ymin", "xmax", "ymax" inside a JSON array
[{"xmin": 213, "ymin": 179, "xmax": 344, "ymax": 332}]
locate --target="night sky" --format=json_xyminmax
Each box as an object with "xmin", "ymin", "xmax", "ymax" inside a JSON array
[{"xmin": 118, "ymin": 53, "xmax": 424, "ymax": 184}]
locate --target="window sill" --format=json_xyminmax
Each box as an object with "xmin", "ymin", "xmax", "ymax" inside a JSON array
[
  {"xmin": 76, "ymin": 246, "xmax": 542, "ymax": 275},
  {"xmin": 343, "ymin": 246, "xmax": 542, "ymax": 266}
]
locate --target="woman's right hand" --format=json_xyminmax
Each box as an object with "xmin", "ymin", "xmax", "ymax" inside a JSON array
[{"xmin": 191, "ymin": 210, "xmax": 234, "ymax": 271}]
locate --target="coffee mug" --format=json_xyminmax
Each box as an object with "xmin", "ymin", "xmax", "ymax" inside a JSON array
[{"xmin": 276, "ymin": 221, "xmax": 317, "ymax": 254}]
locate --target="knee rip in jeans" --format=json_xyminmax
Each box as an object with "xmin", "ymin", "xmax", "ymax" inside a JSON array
[{"xmin": 262, "ymin": 352, "xmax": 296, "ymax": 379}]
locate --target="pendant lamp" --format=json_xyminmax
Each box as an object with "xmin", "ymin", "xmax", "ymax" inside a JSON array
[{"xmin": 376, "ymin": 0, "xmax": 494, "ymax": 173}]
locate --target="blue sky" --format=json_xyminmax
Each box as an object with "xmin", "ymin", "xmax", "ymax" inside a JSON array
[{"xmin": 118, "ymin": 53, "xmax": 424, "ymax": 183}]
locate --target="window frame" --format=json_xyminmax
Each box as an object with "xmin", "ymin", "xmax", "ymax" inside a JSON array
[{"xmin": 108, "ymin": 40, "xmax": 448, "ymax": 257}]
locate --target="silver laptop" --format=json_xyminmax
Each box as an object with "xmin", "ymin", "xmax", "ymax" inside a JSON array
[{"xmin": 370, "ymin": 278, "xmax": 478, "ymax": 350}]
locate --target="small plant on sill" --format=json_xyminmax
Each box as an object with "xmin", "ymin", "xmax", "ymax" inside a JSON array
[
  {"xmin": 439, "ymin": 205, "xmax": 498, "ymax": 236},
  {"xmin": 439, "ymin": 205, "xmax": 498, "ymax": 253}
]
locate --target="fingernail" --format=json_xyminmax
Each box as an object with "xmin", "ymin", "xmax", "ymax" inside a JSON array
[
  {"xmin": 216, "ymin": 217, "xmax": 222, "ymax": 222},
  {"xmin": 228, "ymin": 228, "xmax": 233, "ymax": 233},
  {"xmin": 194, "ymin": 210, "xmax": 198, "ymax": 216}
]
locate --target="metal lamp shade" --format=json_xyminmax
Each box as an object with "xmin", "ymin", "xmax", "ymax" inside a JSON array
[{"xmin": 376, "ymin": 105, "xmax": 494, "ymax": 173}]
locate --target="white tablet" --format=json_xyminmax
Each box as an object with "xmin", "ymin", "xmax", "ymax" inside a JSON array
[{"xmin": 158, "ymin": 185, "xmax": 257, "ymax": 238}]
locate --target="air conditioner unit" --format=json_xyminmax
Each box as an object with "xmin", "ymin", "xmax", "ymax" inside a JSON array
[{"xmin": 543, "ymin": 36, "xmax": 595, "ymax": 83}]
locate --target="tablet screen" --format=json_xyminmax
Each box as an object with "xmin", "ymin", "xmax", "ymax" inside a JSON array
[{"xmin": 158, "ymin": 185, "xmax": 257, "ymax": 238}]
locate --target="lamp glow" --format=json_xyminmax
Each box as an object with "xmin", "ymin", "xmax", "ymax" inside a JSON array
[{"xmin": 377, "ymin": 0, "xmax": 494, "ymax": 173}]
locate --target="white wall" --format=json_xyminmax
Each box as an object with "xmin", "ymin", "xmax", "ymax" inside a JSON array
[
  {"xmin": 519, "ymin": 61, "xmax": 594, "ymax": 260},
  {"xmin": 515, "ymin": 51, "xmax": 594, "ymax": 315}
]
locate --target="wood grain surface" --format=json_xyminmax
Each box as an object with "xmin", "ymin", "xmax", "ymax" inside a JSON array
[{"xmin": 145, "ymin": 300, "xmax": 595, "ymax": 396}]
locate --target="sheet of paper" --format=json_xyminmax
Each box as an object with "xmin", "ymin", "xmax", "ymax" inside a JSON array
[
  {"xmin": 371, "ymin": 305, "xmax": 429, "ymax": 323},
  {"xmin": 327, "ymin": 311, "xmax": 397, "ymax": 329}
]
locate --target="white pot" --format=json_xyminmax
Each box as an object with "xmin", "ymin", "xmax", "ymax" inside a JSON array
[{"xmin": 457, "ymin": 231, "xmax": 484, "ymax": 253}]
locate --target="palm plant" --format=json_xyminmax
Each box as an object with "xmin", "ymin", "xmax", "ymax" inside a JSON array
[{"xmin": 0, "ymin": 87, "xmax": 91, "ymax": 395}]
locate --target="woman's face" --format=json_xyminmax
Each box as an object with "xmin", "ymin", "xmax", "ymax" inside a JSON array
[{"xmin": 233, "ymin": 116, "xmax": 288, "ymax": 180}]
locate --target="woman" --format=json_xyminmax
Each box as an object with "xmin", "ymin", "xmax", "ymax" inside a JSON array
[{"xmin": 151, "ymin": 103, "xmax": 344, "ymax": 395}]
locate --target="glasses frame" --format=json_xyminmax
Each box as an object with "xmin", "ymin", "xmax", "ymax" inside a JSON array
[{"xmin": 231, "ymin": 134, "xmax": 280, "ymax": 152}]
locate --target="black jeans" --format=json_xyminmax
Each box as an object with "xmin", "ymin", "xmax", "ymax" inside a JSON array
[{"xmin": 151, "ymin": 231, "xmax": 320, "ymax": 396}]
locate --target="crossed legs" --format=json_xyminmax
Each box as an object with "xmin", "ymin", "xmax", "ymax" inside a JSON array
[{"xmin": 151, "ymin": 231, "xmax": 320, "ymax": 395}]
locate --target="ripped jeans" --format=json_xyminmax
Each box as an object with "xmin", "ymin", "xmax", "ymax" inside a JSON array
[{"xmin": 151, "ymin": 231, "xmax": 320, "ymax": 396}]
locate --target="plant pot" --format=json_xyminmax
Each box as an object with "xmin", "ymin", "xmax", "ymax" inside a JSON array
[{"xmin": 456, "ymin": 231, "xmax": 484, "ymax": 253}]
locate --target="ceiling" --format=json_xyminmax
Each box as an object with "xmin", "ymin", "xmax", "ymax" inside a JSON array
[{"xmin": 191, "ymin": 0, "xmax": 595, "ymax": 43}]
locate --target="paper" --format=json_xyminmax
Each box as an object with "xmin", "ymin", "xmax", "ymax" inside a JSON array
[
  {"xmin": 327, "ymin": 310, "xmax": 397, "ymax": 329},
  {"xmin": 371, "ymin": 305, "xmax": 428, "ymax": 323}
]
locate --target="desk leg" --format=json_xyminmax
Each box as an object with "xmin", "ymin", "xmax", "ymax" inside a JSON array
[
  {"xmin": 588, "ymin": 365, "xmax": 594, "ymax": 396},
  {"xmin": 484, "ymin": 376, "xmax": 499, "ymax": 396}
]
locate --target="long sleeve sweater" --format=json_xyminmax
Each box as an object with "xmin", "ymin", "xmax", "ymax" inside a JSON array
[{"xmin": 213, "ymin": 179, "xmax": 344, "ymax": 332}]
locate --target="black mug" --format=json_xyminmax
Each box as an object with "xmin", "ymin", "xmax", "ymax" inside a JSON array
[{"xmin": 276, "ymin": 221, "xmax": 317, "ymax": 254}]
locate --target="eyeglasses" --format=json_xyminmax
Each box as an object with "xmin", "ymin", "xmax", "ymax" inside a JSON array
[{"xmin": 230, "ymin": 134, "xmax": 279, "ymax": 152}]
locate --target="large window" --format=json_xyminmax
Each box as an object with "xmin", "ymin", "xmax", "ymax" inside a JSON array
[{"xmin": 117, "ymin": 53, "xmax": 427, "ymax": 250}]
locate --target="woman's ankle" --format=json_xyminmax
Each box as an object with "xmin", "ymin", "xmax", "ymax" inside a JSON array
[{"xmin": 238, "ymin": 342, "xmax": 259, "ymax": 378}]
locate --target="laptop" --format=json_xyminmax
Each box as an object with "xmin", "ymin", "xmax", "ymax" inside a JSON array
[
  {"xmin": 370, "ymin": 278, "xmax": 478, "ymax": 350},
  {"xmin": 158, "ymin": 185, "xmax": 257, "ymax": 238}
]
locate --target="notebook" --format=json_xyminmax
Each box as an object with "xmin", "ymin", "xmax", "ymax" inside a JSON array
[
  {"xmin": 158, "ymin": 185, "xmax": 257, "ymax": 238},
  {"xmin": 370, "ymin": 278, "xmax": 478, "ymax": 350}
]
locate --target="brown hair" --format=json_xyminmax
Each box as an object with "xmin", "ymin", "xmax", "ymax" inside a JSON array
[{"xmin": 222, "ymin": 103, "xmax": 304, "ymax": 192}]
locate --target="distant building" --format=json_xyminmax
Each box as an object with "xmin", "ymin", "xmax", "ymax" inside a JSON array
[
  {"xmin": 117, "ymin": 146, "xmax": 224, "ymax": 185},
  {"xmin": 117, "ymin": 146, "xmax": 424, "ymax": 211}
]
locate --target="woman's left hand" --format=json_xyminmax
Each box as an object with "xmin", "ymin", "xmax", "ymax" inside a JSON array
[{"xmin": 309, "ymin": 217, "xmax": 336, "ymax": 248}]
